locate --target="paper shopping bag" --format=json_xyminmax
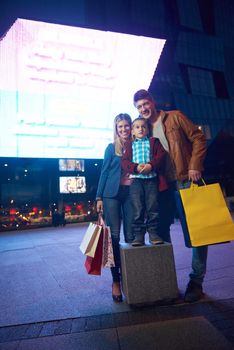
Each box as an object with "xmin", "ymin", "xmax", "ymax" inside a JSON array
[
  {"xmin": 102, "ymin": 225, "xmax": 115, "ymax": 268},
  {"xmin": 179, "ymin": 183, "xmax": 234, "ymax": 247},
  {"xmin": 85, "ymin": 229, "xmax": 104, "ymax": 275},
  {"xmin": 80, "ymin": 222, "xmax": 102, "ymax": 257}
]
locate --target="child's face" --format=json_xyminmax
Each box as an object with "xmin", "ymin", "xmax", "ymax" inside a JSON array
[{"xmin": 132, "ymin": 120, "xmax": 148, "ymax": 139}]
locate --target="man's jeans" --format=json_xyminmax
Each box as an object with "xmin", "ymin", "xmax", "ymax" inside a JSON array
[
  {"xmin": 130, "ymin": 177, "xmax": 159, "ymax": 238},
  {"xmin": 159, "ymin": 180, "xmax": 208, "ymax": 286},
  {"xmin": 104, "ymin": 185, "xmax": 133, "ymax": 282},
  {"xmin": 177, "ymin": 180, "xmax": 208, "ymax": 286}
]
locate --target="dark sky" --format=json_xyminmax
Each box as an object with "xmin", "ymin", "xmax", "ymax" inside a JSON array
[{"xmin": 0, "ymin": 0, "xmax": 86, "ymax": 38}]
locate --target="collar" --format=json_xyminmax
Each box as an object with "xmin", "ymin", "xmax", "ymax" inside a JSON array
[{"xmin": 134, "ymin": 136, "xmax": 149, "ymax": 142}]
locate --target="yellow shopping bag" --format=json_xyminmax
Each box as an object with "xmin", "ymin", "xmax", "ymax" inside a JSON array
[{"xmin": 179, "ymin": 182, "xmax": 234, "ymax": 247}]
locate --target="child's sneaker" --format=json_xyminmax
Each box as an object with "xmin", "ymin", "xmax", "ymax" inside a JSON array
[
  {"xmin": 132, "ymin": 236, "xmax": 144, "ymax": 246},
  {"xmin": 150, "ymin": 239, "xmax": 164, "ymax": 245},
  {"xmin": 149, "ymin": 234, "xmax": 164, "ymax": 245}
]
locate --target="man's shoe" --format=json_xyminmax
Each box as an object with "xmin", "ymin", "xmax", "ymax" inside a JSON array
[{"xmin": 184, "ymin": 281, "xmax": 204, "ymax": 303}]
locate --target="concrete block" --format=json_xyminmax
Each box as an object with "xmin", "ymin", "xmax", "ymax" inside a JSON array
[{"xmin": 120, "ymin": 243, "xmax": 178, "ymax": 305}]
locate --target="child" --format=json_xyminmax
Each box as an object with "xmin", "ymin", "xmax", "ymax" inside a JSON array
[{"xmin": 122, "ymin": 117, "xmax": 167, "ymax": 246}]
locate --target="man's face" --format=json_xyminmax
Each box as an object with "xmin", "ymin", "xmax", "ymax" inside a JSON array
[{"xmin": 134, "ymin": 98, "xmax": 156, "ymax": 119}]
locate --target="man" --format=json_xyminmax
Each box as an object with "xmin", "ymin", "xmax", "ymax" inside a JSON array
[{"xmin": 133, "ymin": 89, "xmax": 207, "ymax": 302}]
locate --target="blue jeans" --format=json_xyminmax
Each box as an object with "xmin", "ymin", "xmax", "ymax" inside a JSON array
[
  {"xmin": 159, "ymin": 181, "xmax": 208, "ymax": 286},
  {"xmin": 177, "ymin": 180, "xmax": 208, "ymax": 286},
  {"xmin": 158, "ymin": 182, "xmax": 176, "ymax": 243},
  {"xmin": 103, "ymin": 185, "xmax": 133, "ymax": 282},
  {"xmin": 130, "ymin": 178, "xmax": 159, "ymax": 239}
]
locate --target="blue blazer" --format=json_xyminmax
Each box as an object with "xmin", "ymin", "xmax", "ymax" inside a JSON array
[{"xmin": 96, "ymin": 143, "xmax": 122, "ymax": 199}]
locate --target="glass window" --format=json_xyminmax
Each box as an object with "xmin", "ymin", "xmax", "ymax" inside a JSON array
[
  {"xmin": 175, "ymin": 32, "xmax": 224, "ymax": 71},
  {"xmin": 177, "ymin": 0, "xmax": 203, "ymax": 31},
  {"xmin": 188, "ymin": 67, "xmax": 216, "ymax": 97}
]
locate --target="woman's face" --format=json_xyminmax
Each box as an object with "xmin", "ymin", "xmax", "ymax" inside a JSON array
[{"xmin": 116, "ymin": 120, "xmax": 131, "ymax": 141}]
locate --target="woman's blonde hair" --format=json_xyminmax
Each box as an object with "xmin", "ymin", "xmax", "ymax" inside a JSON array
[{"xmin": 113, "ymin": 113, "xmax": 132, "ymax": 156}]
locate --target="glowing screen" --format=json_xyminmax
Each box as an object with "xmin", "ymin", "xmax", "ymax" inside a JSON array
[
  {"xmin": 0, "ymin": 18, "xmax": 166, "ymax": 159},
  {"xmin": 59, "ymin": 159, "xmax": 85, "ymax": 172},
  {"xmin": 59, "ymin": 176, "xmax": 86, "ymax": 194}
]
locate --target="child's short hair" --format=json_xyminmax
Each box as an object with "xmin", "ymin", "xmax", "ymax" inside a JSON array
[{"xmin": 132, "ymin": 116, "xmax": 149, "ymax": 127}]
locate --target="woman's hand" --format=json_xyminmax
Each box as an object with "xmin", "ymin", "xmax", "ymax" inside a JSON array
[{"xmin": 96, "ymin": 200, "xmax": 103, "ymax": 213}]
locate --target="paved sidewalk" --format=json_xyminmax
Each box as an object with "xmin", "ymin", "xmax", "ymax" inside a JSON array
[{"xmin": 0, "ymin": 221, "xmax": 234, "ymax": 349}]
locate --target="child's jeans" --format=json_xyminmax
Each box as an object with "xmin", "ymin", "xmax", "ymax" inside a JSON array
[{"xmin": 130, "ymin": 177, "xmax": 159, "ymax": 240}]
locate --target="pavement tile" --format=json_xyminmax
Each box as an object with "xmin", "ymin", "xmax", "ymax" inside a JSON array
[
  {"xmin": 85, "ymin": 316, "xmax": 101, "ymax": 331},
  {"xmin": 71, "ymin": 318, "xmax": 86, "ymax": 333},
  {"xmin": 0, "ymin": 327, "xmax": 12, "ymax": 343},
  {"xmin": 206, "ymin": 310, "xmax": 234, "ymax": 322},
  {"xmin": 222, "ymin": 330, "xmax": 234, "ymax": 343},
  {"xmin": 0, "ymin": 340, "xmax": 20, "ymax": 349},
  {"xmin": 99, "ymin": 314, "xmax": 115, "ymax": 329},
  {"xmin": 0, "ymin": 325, "xmax": 28, "ymax": 343},
  {"xmin": 113, "ymin": 312, "xmax": 130, "ymax": 327},
  {"xmin": 16, "ymin": 328, "xmax": 119, "ymax": 350},
  {"xmin": 54, "ymin": 319, "xmax": 72, "ymax": 335},
  {"xmin": 39, "ymin": 321, "xmax": 58, "ymax": 337},
  {"xmin": 127, "ymin": 308, "xmax": 159, "ymax": 325},
  {"xmin": 213, "ymin": 300, "xmax": 234, "ymax": 312},
  {"xmin": 20, "ymin": 323, "xmax": 44, "ymax": 339},
  {"xmin": 212, "ymin": 318, "xmax": 234, "ymax": 330},
  {"xmin": 117, "ymin": 316, "xmax": 234, "ymax": 350}
]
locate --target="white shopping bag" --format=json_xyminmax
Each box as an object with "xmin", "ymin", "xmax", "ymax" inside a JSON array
[{"xmin": 80, "ymin": 222, "xmax": 102, "ymax": 257}]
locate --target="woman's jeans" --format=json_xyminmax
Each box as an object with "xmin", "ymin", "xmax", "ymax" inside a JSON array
[
  {"xmin": 103, "ymin": 185, "xmax": 133, "ymax": 282},
  {"xmin": 159, "ymin": 180, "xmax": 208, "ymax": 286}
]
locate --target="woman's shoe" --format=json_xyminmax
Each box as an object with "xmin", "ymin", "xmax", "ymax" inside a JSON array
[
  {"xmin": 112, "ymin": 282, "xmax": 123, "ymax": 303},
  {"xmin": 112, "ymin": 294, "xmax": 123, "ymax": 302}
]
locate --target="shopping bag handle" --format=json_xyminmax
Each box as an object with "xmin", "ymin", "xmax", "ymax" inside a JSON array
[
  {"xmin": 190, "ymin": 178, "xmax": 206, "ymax": 187},
  {"xmin": 98, "ymin": 213, "xmax": 105, "ymax": 226}
]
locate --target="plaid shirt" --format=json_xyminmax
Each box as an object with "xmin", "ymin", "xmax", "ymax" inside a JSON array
[{"xmin": 131, "ymin": 137, "xmax": 156, "ymax": 179}]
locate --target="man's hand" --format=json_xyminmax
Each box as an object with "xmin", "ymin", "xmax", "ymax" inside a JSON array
[
  {"xmin": 188, "ymin": 170, "xmax": 202, "ymax": 182},
  {"xmin": 96, "ymin": 200, "xmax": 103, "ymax": 213}
]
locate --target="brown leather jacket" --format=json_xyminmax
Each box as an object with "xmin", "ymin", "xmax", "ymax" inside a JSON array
[{"xmin": 159, "ymin": 110, "xmax": 206, "ymax": 181}]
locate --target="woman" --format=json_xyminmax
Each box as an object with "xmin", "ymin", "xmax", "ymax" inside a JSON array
[{"xmin": 96, "ymin": 113, "xmax": 133, "ymax": 302}]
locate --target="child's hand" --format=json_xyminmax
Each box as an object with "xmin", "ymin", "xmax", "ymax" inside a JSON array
[
  {"xmin": 139, "ymin": 163, "xmax": 152, "ymax": 174},
  {"xmin": 137, "ymin": 164, "xmax": 145, "ymax": 173}
]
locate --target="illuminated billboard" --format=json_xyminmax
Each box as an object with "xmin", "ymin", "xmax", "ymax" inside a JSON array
[{"xmin": 0, "ymin": 18, "xmax": 166, "ymax": 159}]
